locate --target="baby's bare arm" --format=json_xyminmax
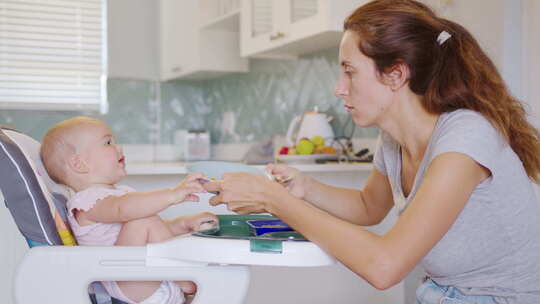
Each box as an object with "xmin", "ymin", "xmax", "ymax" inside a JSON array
[
  {"xmin": 80, "ymin": 174, "xmax": 206, "ymax": 223},
  {"xmin": 79, "ymin": 190, "xmax": 178, "ymax": 223}
]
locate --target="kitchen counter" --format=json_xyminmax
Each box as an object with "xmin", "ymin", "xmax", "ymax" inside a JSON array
[{"xmin": 125, "ymin": 161, "xmax": 373, "ymax": 175}]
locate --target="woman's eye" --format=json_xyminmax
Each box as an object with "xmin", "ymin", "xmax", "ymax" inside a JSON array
[{"xmin": 106, "ymin": 140, "xmax": 111, "ymax": 145}]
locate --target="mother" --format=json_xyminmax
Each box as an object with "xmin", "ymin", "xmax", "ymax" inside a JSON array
[{"xmin": 205, "ymin": 0, "xmax": 540, "ymax": 303}]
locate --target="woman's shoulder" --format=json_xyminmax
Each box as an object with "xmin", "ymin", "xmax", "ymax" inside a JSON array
[
  {"xmin": 440, "ymin": 109, "xmax": 492, "ymax": 127},
  {"xmin": 437, "ymin": 109, "xmax": 501, "ymax": 142},
  {"xmin": 429, "ymin": 109, "xmax": 507, "ymax": 168}
]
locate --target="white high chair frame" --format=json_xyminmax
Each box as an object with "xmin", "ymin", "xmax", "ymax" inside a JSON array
[
  {"xmin": 16, "ymin": 243, "xmax": 250, "ymax": 303},
  {"xmin": 17, "ymin": 235, "xmax": 334, "ymax": 303}
]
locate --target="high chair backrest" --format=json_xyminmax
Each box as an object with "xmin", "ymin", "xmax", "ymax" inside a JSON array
[{"xmin": 0, "ymin": 127, "xmax": 75, "ymax": 247}]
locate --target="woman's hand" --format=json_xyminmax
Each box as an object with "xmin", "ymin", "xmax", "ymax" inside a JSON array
[
  {"xmin": 204, "ymin": 172, "xmax": 290, "ymax": 214},
  {"xmin": 265, "ymin": 163, "xmax": 308, "ymax": 199}
]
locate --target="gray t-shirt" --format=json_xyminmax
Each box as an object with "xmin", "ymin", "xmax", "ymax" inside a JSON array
[{"xmin": 374, "ymin": 109, "xmax": 540, "ymax": 304}]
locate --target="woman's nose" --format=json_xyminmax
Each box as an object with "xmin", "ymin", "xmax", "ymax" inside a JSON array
[
  {"xmin": 334, "ymin": 77, "xmax": 349, "ymax": 98},
  {"xmin": 115, "ymin": 144, "xmax": 123, "ymax": 153}
]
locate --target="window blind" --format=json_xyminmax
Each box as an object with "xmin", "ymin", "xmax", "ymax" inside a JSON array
[{"xmin": 0, "ymin": 0, "xmax": 107, "ymax": 113}]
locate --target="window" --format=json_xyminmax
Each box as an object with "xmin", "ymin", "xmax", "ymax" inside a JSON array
[{"xmin": 0, "ymin": 0, "xmax": 107, "ymax": 113}]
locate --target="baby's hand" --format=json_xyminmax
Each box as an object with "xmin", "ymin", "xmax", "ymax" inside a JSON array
[
  {"xmin": 197, "ymin": 177, "xmax": 220, "ymax": 195},
  {"xmin": 171, "ymin": 173, "xmax": 206, "ymax": 204}
]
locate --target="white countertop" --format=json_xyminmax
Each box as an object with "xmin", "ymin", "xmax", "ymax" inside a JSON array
[{"xmin": 125, "ymin": 161, "xmax": 373, "ymax": 175}]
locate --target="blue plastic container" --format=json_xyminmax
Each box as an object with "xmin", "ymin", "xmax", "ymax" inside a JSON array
[{"xmin": 246, "ymin": 219, "xmax": 294, "ymax": 236}]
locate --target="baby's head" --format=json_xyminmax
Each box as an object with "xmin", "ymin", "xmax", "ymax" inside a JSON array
[{"xmin": 40, "ymin": 117, "xmax": 126, "ymax": 191}]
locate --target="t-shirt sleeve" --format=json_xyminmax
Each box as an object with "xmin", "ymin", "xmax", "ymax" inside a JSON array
[
  {"xmin": 115, "ymin": 185, "xmax": 136, "ymax": 193},
  {"xmin": 67, "ymin": 187, "xmax": 133, "ymax": 215},
  {"xmin": 429, "ymin": 111, "xmax": 505, "ymax": 175},
  {"xmin": 373, "ymin": 133, "xmax": 388, "ymax": 176}
]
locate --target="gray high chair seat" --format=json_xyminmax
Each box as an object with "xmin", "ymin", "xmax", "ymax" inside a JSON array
[{"xmin": 0, "ymin": 127, "xmax": 250, "ymax": 304}]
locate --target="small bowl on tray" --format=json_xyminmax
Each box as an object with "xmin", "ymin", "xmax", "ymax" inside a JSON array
[{"xmin": 246, "ymin": 219, "xmax": 294, "ymax": 236}]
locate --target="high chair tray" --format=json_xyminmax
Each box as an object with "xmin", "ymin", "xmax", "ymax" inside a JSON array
[
  {"xmin": 194, "ymin": 215, "xmax": 306, "ymax": 241},
  {"xmin": 146, "ymin": 215, "xmax": 335, "ymax": 267}
]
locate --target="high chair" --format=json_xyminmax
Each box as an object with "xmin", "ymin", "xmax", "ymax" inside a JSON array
[{"xmin": 0, "ymin": 127, "xmax": 335, "ymax": 304}]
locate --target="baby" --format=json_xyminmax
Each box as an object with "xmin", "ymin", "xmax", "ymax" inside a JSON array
[{"xmin": 40, "ymin": 116, "xmax": 217, "ymax": 304}]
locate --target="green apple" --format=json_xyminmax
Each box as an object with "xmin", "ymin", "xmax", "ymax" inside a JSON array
[
  {"xmin": 296, "ymin": 139, "xmax": 315, "ymax": 154},
  {"xmin": 311, "ymin": 136, "xmax": 325, "ymax": 147}
]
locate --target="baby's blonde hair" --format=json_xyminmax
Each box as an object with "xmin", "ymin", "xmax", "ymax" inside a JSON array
[{"xmin": 40, "ymin": 116, "xmax": 103, "ymax": 186}]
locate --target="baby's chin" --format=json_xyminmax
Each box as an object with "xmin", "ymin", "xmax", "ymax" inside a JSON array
[
  {"xmin": 109, "ymin": 173, "xmax": 125, "ymax": 185},
  {"xmin": 116, "ymin": 172, "xmax": 126, "ymax": 182}
]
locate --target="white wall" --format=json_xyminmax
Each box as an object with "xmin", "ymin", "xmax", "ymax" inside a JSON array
[
  {"xmin": 523, "ymin": 0, "xmax": 540, "ymax": 200},
  {"xmin": 523, "ymin": 0, "xmax": 540, "ymax": 129},
  {"xmin": 107, "ymin": 0, "xmax": 159, "ymax": 80},
  {"xmin": 502, "ymin": 0, "xmax": 524, "ymax": 98},
  {"xmin": 436, "ymin": 0, "xmax": 506, "ymax": 69}
]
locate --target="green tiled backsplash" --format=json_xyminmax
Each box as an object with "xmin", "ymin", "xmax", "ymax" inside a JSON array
[{"xmin": 1, "ymin": 48, "xmax": 377, "ymax": 144}]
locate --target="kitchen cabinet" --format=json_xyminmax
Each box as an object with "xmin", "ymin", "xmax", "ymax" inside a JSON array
[
  {"xmin": 159, "ymin": 0, "xmax": 249, "ymax": 81},
  {"xmin": 240, "ymin": 0, "xmax": 367, "ymax": 58},
  {"xmin": 107, "ymin": 0, "xmax": 159, "ymax": 80}
]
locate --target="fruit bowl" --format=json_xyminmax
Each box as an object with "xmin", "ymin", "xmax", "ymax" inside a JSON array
[
  {"xmin": 275, "ymin": 154, "xmax": 338, "ymax": 164},
  {"xmin": 276, "ymin": 135, "xmax": 339, "ymax": 163}
]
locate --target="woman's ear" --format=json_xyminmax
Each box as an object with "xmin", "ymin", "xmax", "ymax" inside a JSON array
[
  {"xmin": 383, "ymin": 62, "xmax": 410, "ymax": 92},
  {"xmin": 68, "ymin": 154, "xmax": 88, "ymax": 174}
]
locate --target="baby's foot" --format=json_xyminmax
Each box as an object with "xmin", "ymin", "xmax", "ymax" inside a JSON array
[
  {"xmin": 198, "ymin": 219, "xmax": 219, "ymax": 232},
  {"xmin": 167, "ymin": 213, "xmax": 218, "ymax": 235},
  {"xmin": 188, "ymin": 213, "xmax": 219, "ymax": 232},
  {"xmin": 175, "ymin": 281, "xmax": 197, "ymax": 294},
  {"xmin": 166, "ymin": 217, "xmax": 190, "ymax": 235}
]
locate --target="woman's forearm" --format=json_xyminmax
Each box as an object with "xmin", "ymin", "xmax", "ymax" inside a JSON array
[
  {"xmin": 301, "ymin": 176, "xmax": 382, "ymax": 226},
  {"xmin": 268, "ymin": 193, "xmax": 403, "ymax": 290}
]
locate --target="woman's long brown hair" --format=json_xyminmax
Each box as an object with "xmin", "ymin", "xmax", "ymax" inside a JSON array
[{"xmin": 345, "ymin": 0, "xmax": 540, "ymax": 184}]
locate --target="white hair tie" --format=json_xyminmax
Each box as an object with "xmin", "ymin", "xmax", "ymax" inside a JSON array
[{"xmin": 437, "ymin": 31, "xmax": 452, "ymax": 45}]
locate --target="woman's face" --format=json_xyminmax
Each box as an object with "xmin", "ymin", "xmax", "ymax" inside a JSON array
[{"xmin": 335, "ymin": 31, "xmax": 394, "ymax": 127}]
